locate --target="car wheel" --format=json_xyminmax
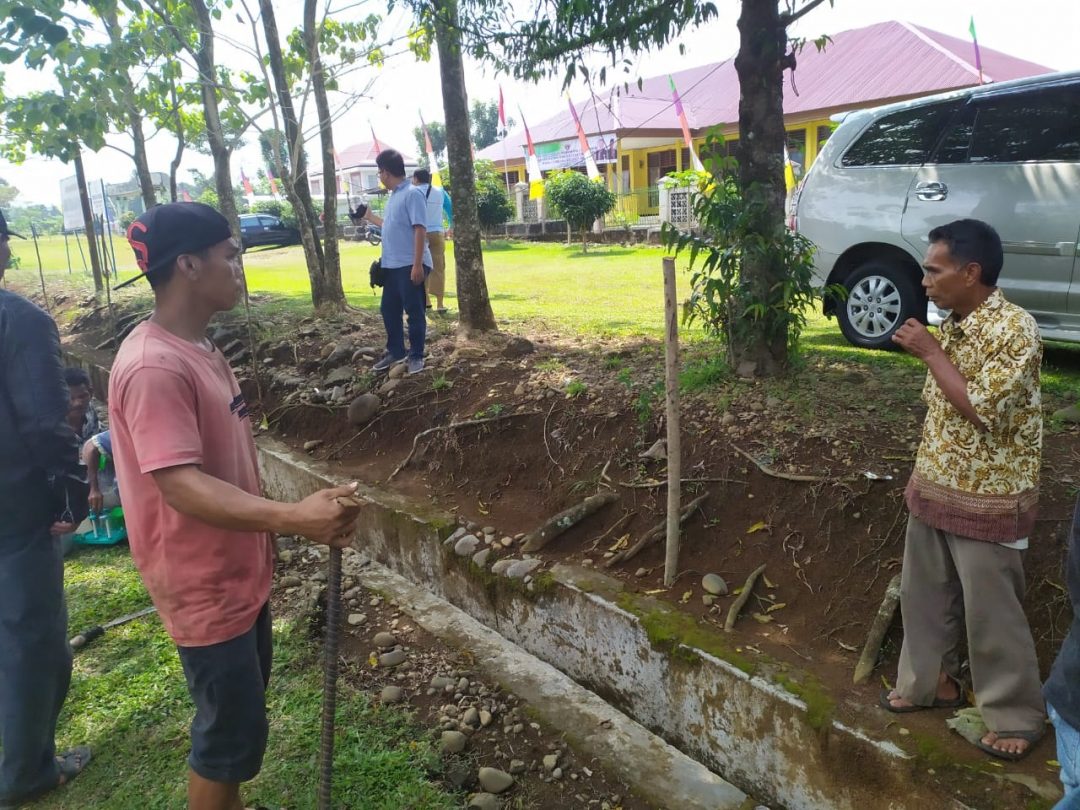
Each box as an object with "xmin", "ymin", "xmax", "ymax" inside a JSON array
[{"xmin": 836, "ymin": 261, "xmax": 923, "ymax": 350}]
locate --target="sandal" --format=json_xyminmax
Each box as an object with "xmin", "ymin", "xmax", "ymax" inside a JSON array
[
  {"xmin": 975, "ymin": 729, "xmax": 1044, "ymax": 762},
  {"xmin": 879, "ymin": 688, "xmax": 966, "ymax": 713},
  {"xmin": 0, "ymin": 746, "xmax": 91, "ymax": 808}
]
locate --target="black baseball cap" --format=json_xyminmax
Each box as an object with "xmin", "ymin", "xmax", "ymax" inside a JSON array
[
  {"xmin": 0, "ymin": 209, "xmax": 25, "ymax": 240},
  {"xmin": 118, "ymin": 202, "xmax": 233, "ymax": 289}
]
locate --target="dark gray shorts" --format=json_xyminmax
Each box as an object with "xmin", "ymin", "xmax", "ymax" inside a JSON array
[{"xmin": 177, "ymin": 602, "xmax": 272, "ymax": 783}]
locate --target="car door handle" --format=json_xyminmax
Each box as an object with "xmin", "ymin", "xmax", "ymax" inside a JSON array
[{"xmin": 915, "ymin": 182, "xmax": 948, "ymax": 201}]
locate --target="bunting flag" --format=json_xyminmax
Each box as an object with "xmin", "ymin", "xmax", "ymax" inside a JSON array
[
  {"xmin": 566, "ymin": 93, "xmax": 602, "ymax": 182},
  {"xmin": 519, "ymin": 108, "xmax": 544, "ymax": 200},
  {"xmin": 266, "ymin": 167, "xmax": 280, "ymax": 197},
  {"xmin": 240, "ymin": 168, "xmax": 254, "ymax": 196},
  {"xmin": 498, "ymin": 86, "xmax": 507, "ymax": 131},
  {"xmin": 968, "ymin": 16, "xmax": 984, "ymax": 84},
  {"xmin": 369, "ymin": 124, "xmax": 382, "ymax": 154},
  {"xmin": 332, "ymin": 148, "xmax": 345, "ymax": 194},
  {"xmin": 419, "ymin": 112, "xmax": 443, "ymax": 188},
  {"xmin": 181, "ymin": 189, "xmax": 193, "ymax": 202},
  {"xmin": 783, "ymin": 144, "xmax": 797, "ymax": 193},
  {"xmin": 668, "ymin": 75, "xmax": 705, "ymax": 172}
]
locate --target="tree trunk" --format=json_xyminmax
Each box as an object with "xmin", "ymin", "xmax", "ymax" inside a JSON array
[
  {"xmin": 433, "ymin": 0, "xmax": 496, "ymax": 334},
  {"xmin": 733, "ymin": 0, "xmax": 789, "ymax": 376},
  {"xmin": 74, "ymin": 151, "xmax": 104, "ymax": 294},
  {"xmin": 304, "ymin": 0, "xmax": 346, "ymax": 310},
  {"xmin": 168, "ymin": 78, "xmax": 185, "ymax": 203},
  {"xmin": 190, "ymin": 0, "xmax": 239, "ymax": 236},
  {"xmin": 259, "ymin": 0, "xmax": 344, "ymax": 312},
  {"xmin": 102, "ymin": 4, "xmax": 157, "ymax": 212}
]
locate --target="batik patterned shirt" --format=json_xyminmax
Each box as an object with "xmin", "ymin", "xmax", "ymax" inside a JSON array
[{"xmin": 905, "ymin": 288, "xmax": 1042, "ymax": 542}]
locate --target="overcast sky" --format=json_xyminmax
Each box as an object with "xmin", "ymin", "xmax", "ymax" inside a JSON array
[{"xmin": 3, "ymin": 0, "xmax": 1079, "ymax": 207}]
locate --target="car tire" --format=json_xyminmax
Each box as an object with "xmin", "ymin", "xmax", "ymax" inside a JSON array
[{"xmin": 836, "ymin": 261, "xmax": 923, "ymax": 350}]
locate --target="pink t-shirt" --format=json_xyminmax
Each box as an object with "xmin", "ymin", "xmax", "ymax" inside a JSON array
[{"xmin": 108, "ymin": 321, "xmax": 272, "ymax": 647}]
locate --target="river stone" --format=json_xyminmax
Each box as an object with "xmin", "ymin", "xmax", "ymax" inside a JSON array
[
  {"xmin": 373, "ymin": 632, "xmax": 397, "ymax": 649},
  {"xmin": 440, "ymin": 730, "xmax": 468, "ymax": 754},
  {"xmin": 543, "ymin": 753, "xmax": 560, "ymax": 772},
  {"xmin": 1053, "ymin": 404, "xmax": 1080, "ymax": 423},
  {"xmin": 322, "ymin": 343, "xmax": 354, "ymax": 369},
  {"xmin": 347, "ymin": 612, "xmax": 366, "ymax": 626},
  {"xmin": 431, "ymin": 675, "xmax": 455, "ymax": 689},
  {"xmin": 702, "ymin": 574, "xmax": 729, "ymax": 596},
  {"xmin": 478, "ymin": 768, "xmax": 514, "ymax": 794},
  {"xmin": 455, "ymin": 534, "xmax": 480, "ymax": 556},
  {"xmin": 388, "ymin": 362, "xmax": 407, "ymax": 379},
  {"xmin": 379, "ymin": 649, "xmax": 407, "ymax": 668},
  {"xmin": 506, "ymin": 559, "xmax": 542, "ymax": 579},
  {"xmin": 479, "ymin": 709, "xmax": 493, "ymax": 727},
  {"xmin": 325, "ymin": 366, "xmax": 354, "ymax": 386},
  {"xmin": 303, "ymin": 439, "xmax": 323, "ymax": 452},
  {"xmin": 280, "ymin": 575, "xmax": 302, "ymax": 587},
  {"xmin": 508, "ymin": 759, "xmax": 526, "ymax": 775},
  {"xmin": 502, "ymin": 336, "xmax": 535, "ymax": 358},
  {"xmin": 472, "ymin": 548, "xmax": 492, "ymax": 567},
  {"xmin": 320, "ymin": 342, "xmax": 337, "ymax": 360},
  {"xmin": 378, "ymin": 378, "xmax": 400, "ymax": 394},
  {"xmin": 446, "ymin": 526, "xmax": 468, "ymax": 545},
  {"xmin": 468, "ymin": 794, "xmax": 501, "ymax": 810},
  {"xmin": 347, "ymin": 393, "xmax": 382, "ymax": 426},
  {"xmin": 463, "ymin": 707, "xmax": 480, "ymax": 727},
  {"xmin": 491, "ymin": 559, "xmax": 515, "ymax": 576},
  {"xmin": 380, "ymin": 685, "xmax": 404, "ymax": 704}
]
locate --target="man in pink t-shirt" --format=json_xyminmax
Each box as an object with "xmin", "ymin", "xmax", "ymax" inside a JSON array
[{"xmin": 109, "ymin": 203, "xmax": 362, "ymax": 810}]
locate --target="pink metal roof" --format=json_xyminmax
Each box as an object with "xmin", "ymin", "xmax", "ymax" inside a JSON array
[
  {"xmin": 334, "ymin": 140, "xmax": 416, "ymax": 168},
  {"xmin": 477, "ymin": 20, "xmax": 1053, "ymax": 163}
]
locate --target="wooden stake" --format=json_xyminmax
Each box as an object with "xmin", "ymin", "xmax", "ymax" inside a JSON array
[
  {"xmin": 662, "ymin": 257, "xmax": 681, "ymax": 587},
  {"xmin": 853, "ymin": 573, "xmax": 902, "ymax": 684},
  {"xmin": 30, "ymin": 223, "xmax": 49, "ymax": 312}
]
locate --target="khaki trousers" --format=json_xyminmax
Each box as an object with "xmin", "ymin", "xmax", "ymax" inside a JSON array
[
  {"xmin": 426, "ymin": 231, "xmax": 446, "ymax": 301},
  {"xmin": 897, "ymin": 514, "xmax": 1045, "ymax": 732}
]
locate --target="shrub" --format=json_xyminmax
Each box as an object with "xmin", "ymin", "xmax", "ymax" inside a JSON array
[{"xmin": 544, "ymin": 170, "xmax": 616, "ymax": 252}]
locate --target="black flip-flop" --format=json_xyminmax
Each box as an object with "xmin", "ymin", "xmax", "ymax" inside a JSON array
[
  {"xmin": 879, "ymin": 688, "xmax": 966, "ymax": 713},
  {"xmin": 975, "ymin": 729, "xmax": 1044, "ymax": 762},
  {"xmin": 0, "ymin": 746, "xmax": 91, "ymax": 809}
]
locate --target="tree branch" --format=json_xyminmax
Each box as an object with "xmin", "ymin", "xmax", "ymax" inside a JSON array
[{"xmin": 780, "ymin": 0, "xmax": 831, "ymax": 26}]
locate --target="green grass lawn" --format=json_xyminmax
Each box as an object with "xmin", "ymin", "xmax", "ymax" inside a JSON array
[
  {"xmin": 46, "ymin": 546, "xmax": 455, "ymax": 810},
  {"xmin": 9, "ymin": 233, "xmax": 1080, "ymax": 393}
]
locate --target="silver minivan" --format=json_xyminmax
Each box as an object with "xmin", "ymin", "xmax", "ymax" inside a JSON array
[{"xmin": 792, "ymin": 70, "xmax": 1080, "ymax": 349}]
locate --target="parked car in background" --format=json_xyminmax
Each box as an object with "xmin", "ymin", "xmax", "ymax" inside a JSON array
[
  {"xmin": 238, "ymin": 213, "xmax": 301, "ymax": 252},
  {"xmin": 791, "ymin": 70, "xmax": 1080, "ymax": 349}
]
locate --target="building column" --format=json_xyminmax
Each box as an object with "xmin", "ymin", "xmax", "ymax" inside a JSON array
[{"xmin": 513, "ymin": 182, "xmax": 528, "ymax": 222}]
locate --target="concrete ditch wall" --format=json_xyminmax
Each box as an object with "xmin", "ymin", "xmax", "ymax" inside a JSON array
[{"xmin": 257, "ymin": 439, "xmax": 976, "ymax": 810}]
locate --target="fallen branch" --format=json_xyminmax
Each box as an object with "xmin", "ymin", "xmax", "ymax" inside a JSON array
[
  {"xmin": 731, "ymin": 444, "xmax": 856, "ymax": 484},
  {"xmin": 388, "ymin": 411, "xmax": 540, "ymax": 481},
  {"xmin": 853, "ymin": 573, "xmax": 902, "ymax": 684},
  {"xmin": 618, "ymin": 477, "xmax": 747, "ymax": 489},
  {"xmin": 587, "ymin": 510, "xmax": 636, "ymax": 552},
  {"xmin": 605, "ymin": 492, "xmax": 709, "ymax": 568},
  {"xmin": 725, "ymin": 563, "xmax": 767, "ymax": 632},
  {"xmin": 521, "ymin": 491, "xmax": 619, "ymax": 553}
]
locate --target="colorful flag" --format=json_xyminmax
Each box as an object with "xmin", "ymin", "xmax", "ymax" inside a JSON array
[
  {"xmin": 266, "ymin": 167, "xmax": 279, "ymax": 196},
  {"xmin": 783, "ymin": 144, "xmax": 797, "ymax": 193},
  {"xmin": 181, "ymin": 189, "xmax": 193, "ymax": 202},
  {"xmin": 668, "ymin": 75, "xmax": 705, "ymax": 172},
  {"xmin": 419, "ymin": 112, "xmax": 443, "ymax": 188},
  {"xmin": 369, "ymin": 124, "xmax": 382, "ymax": 154},
  {"xmin": 566, "ymin": 94, "xmax": 602, "ymax": 182},
  {"xmin": 968, "ymin": 16, "xmax": 984, "ymax": 84},
  {"xmin": 498, "ymin": 86, "xmax": 507, "ymax": 131},
  {"xmin": 519, "ymin": 108, "xmax": 544, "ymax": 200},
  {"xmin": 240, "ymin": 168, "xmax": 254, "ymax": 196}
]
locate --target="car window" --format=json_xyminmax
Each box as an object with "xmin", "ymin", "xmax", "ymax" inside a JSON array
[
  {"xmin": 841, "ymin": 101, "xmax": 959, "ymax": 167},
  {"xmin": 968, "ymin": 84, "xmax": 1080, "ymax": 163},
  {"xmin": 932, "ymin": 104, "xmax": 976, "ymax": 164},
  {"xmin": 257, "ymin": 215, "xmax": 278, "ymax": 227}
]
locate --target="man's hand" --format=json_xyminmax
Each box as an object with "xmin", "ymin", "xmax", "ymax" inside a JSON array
[
  {"xmin": 411, "ymin": 264, "xmax": 424, "ymax": 285},
  {"xmin": 286, "ymin": 482, "xmax": 363, "ymax": 546},
  {"xmin": 348, "ymin": 203, "xmax": 369, "ymax": 223},
  {"xmin": 88, "ymin": 487, "xmax": 103, "ymax": 514},
  {"xmin": 891, "ymin": 318, "xmax": 942, "ymax": 362},
  {"xmin": 50, "ymin": 521, "xmax": 77, "ymax": 536}
]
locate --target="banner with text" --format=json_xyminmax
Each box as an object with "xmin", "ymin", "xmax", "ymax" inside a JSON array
[{"xmin": 530, "ymin": 134, "xmax": 618, "ymax": 172}]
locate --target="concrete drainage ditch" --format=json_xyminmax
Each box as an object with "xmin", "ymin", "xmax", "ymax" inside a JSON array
[{"xmin": 257, "ymin": 438, "xmax": 988, "ymax": 810}]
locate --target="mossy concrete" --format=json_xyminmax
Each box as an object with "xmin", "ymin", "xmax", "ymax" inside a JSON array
[{"xmin": 256, "ymin": 437, "xmax": 998, "ymax": 810}]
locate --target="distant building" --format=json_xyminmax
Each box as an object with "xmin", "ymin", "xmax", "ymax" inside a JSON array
[
  {"xmin": 308, "ymin": 141, "xmax": 420, "ymax": 199},
  {"xmin": 478, "ymin": 20, "xmax": 1052, "ymax": 221}
]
